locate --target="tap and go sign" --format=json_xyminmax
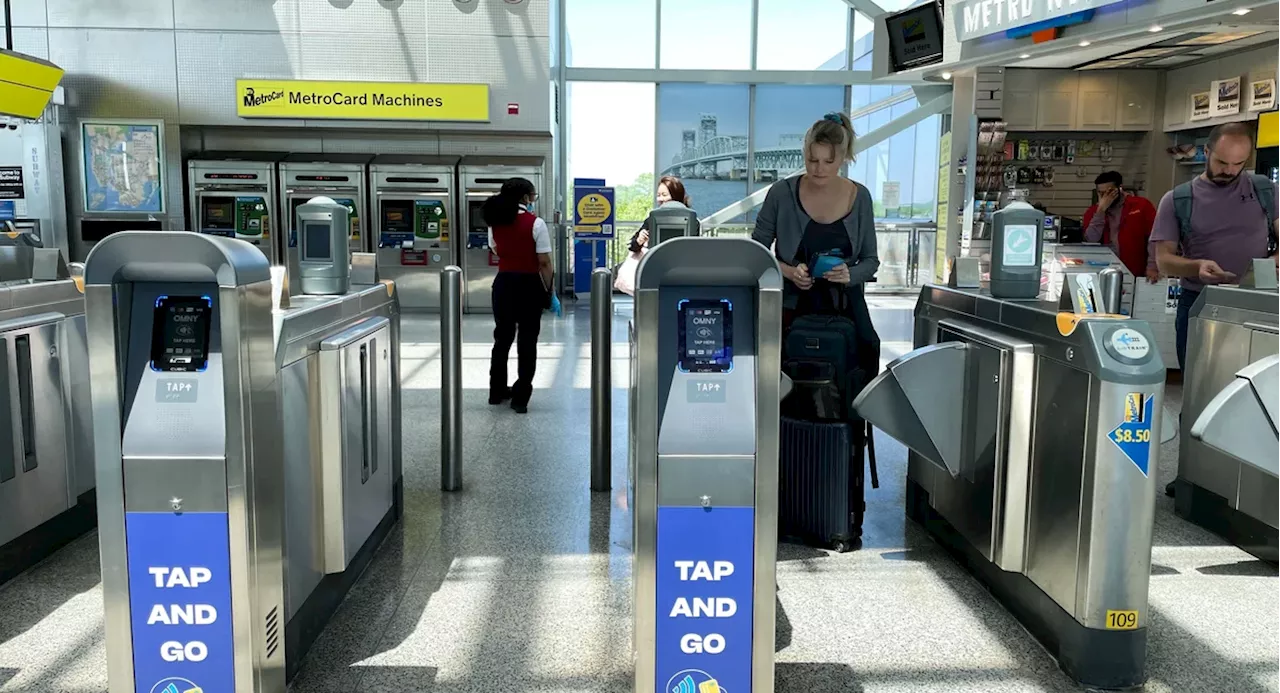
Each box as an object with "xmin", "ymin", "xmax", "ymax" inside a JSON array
[
  {"xmin": 127, "ymin": 511, "xmax": 234, "ymax": 693},
  {"xmin": 573, "ymin": 179, "xmax": 614, "ymax": 294},
  {"xmin": 951, "ymin": 0, "xmax": 1125, "ymax": 42},
  {"xmin": 656, "ymin": 505, "xmax": 755, "ymax": 693}
]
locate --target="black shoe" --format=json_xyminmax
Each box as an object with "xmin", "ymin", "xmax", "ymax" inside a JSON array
[
  {"xmin": 489, "ymin": 388, "xmax": 511, "ymax": 405},
  {"xmin": 511, "ymin": 401, "xmax": 528, "ymax": 414},
  {"xmin": 1165, "ymin": 480, "xmax": 1176, "ymax": 497}
]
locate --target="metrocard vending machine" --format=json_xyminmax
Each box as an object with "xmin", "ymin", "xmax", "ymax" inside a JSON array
[
  {"xmin": 630, "ymin": 237, "xmax": 782, "ymax": 693},
  {"xmin": 85, "ymin": 232, "xmax": 286, "ymax": 693},
  {"xmin": 187, "ymin": 152, "xmax": 286, "ymax": 264}
]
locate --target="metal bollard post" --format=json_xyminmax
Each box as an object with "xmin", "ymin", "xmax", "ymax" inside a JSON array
[
  {"xmin": 1098, "ymin": 267, "xmax": 1123, "ymax": 315},
  {"xmin": 590, "ymin": 267, "xmax": 612, "ymax": 492},
  {"xmin": 441, "ymin": 266, "xmax": 464, "ymax": 492}
]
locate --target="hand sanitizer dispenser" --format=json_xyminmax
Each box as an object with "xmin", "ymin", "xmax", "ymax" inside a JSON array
[
  {"xmin": 989, "ymin": 191, "xmax": 1045, "ymax": 299},
  {"xmin": 295, "ymin": 196, "xmax": 351, "ymax": 295}
]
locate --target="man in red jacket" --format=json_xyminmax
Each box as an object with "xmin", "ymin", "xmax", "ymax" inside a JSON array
[{"xmin": 1083, "ymin": 171, "xmax": 1159, "ymax": 282}]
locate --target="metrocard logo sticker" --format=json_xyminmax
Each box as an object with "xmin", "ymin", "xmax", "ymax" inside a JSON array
[
  {"xmin": 1110, "ymin": 392, "xmax": 1154, "ymax": 476},
  {"xmin": 236, "ymin": 79, "xmax": 490, "ymax": 122}
]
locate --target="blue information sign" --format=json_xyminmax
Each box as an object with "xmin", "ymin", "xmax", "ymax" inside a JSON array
[
  {"xmin": 573, "ymin": 184, "xmax": 615, "ymax": 241},
  {"xmin": 0, "ymin": 201, "xmax": 14, "ymax": 221},
  {"xmin": 126, "ymin": 511, "xmax": 235, "ymax": 693},
  {"xmin": 1109, "ymin": 392, "xmax": 1154, "ymax": 476},
  {"xmin": 655, "ymin": 505, "xmax": 755, "ymax": 693}
]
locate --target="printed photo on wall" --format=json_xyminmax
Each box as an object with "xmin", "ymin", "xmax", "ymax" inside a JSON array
[
  {"xmin": 1248, "ymin": 79, "xmax": 1276, "ymax": 112},
  {"xmin": 1189, "ymin": 92, "xmax": 1212, "ymax": 121},
  {"xmin": 1211, "ymin": 77, "xmax": 1242, "ymax": 117}
]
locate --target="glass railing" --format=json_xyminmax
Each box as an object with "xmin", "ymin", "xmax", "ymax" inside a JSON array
[{"xmin": 566, "ymin": 221, "xmax": 937, "ymax": 294}]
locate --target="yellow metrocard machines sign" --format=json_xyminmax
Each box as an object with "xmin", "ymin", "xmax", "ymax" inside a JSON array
[
  {"xmin": 236, "ymin": 79, "xmax": 489, "ymax": 122},
  {"xmin": 0, "ymin": 50, "xmax": 64, "ymax": 119}
]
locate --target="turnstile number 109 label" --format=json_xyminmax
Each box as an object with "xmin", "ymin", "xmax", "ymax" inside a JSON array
[{"xmin": 656, "ymin": 505, "xmax": 754, "ymax": 693}]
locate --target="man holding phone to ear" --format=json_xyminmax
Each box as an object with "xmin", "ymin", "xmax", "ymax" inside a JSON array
[{"xmin": 1151, "ymin": 122, "xmax": 1278, "ymax": 497}]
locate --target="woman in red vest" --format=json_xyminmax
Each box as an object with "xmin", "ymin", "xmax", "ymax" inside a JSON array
[{"xmin": 484, "ymin": 177, "xmax": 553, "ymax": 414}]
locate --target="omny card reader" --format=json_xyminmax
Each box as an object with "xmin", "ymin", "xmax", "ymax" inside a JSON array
[{"xmin": 296, "ymin": 196, "xmax": 351, "ymax": 295}]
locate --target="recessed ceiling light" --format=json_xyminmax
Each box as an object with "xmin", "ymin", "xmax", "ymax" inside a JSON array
[
  {"xmin": 1232, "ymin": 7, "xmax": 1251, "ymax": 14},
  {"xmin": 1079, "ymin": 40, "xmax": 1092, "ymax": 46},
  {"xmin": 1019, "ymin": 53, "xmax": 1031, "ymax": 59},
  {"xmin": 1149, "ymin": 25, "xmax": 1163, "ymax": 32},
  {"xmin": 941, "ymin": 71, "xmax": 953, "ymax": 80}
]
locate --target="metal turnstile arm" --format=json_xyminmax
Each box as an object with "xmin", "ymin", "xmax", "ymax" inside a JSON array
[
  {"xmin": 1190, "ymin": 354, "xmax": 1280, "ymax": 478},
  {"xmin": 852, "ymin": 342, "xmax": 969, "ymax": 478}
]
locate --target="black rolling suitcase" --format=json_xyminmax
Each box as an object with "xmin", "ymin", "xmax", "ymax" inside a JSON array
[
  {"xmin": 777, "ymin": 288, "xmax": 879, "ymax": 553},
  {"xmin": 779, "ymin": 416, "xmax": 877, "ymax": 552}
]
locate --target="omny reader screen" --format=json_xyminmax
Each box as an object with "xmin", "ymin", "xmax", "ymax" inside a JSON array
[
  {"xmin": 303, "ymin": 220, "xmax": 333, "ymax": 261},
  {"xmin": 678, "ymin": 299, "xmax": 733, "ymax": 373},
  {"xmin": 150, "ymin": 295, "xmax": 213, "ymax": 372}
]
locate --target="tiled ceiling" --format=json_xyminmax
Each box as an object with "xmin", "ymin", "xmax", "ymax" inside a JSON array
[
  {"xmin": 1006, "ymin": 5, "xmax": 1278, "ymax": 71},
  {"xmin": 1071, "ymin": 29, "xmax": 1274, "ymax": 69}
]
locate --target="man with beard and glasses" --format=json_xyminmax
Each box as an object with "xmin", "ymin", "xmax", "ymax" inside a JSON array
[{"xmin": 1150, "ymin": 121, "xmax": 1278, "ymax": 496}]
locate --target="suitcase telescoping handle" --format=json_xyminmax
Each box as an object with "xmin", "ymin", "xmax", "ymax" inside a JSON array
[{"xmin": 866, "ymin": 420, "xmax": 879, "ymax": 489}]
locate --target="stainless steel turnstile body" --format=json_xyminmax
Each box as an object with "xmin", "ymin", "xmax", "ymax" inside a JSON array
[
  {"xmin": 631, "ymin": 237, "xmax": 782, "ymax": 693},
  {"xmin": 87, "ymin": 232, "xmax": 286, "ymax": 693},
  {"xmin": 458, "ymin": 157, "xmax": 545, "ymax": 313},
  {"xmin": 855, "ymin": 285, "xmax": 1164, "ymax": 689},
  {"xmin": 187, "ymin": 152, "xmax": 286, "ymax": 265},
  {"xmin": 1176, "ymin": 286, "xmax": 1278, "ymax": 562},
  {"xmin": 369, "ymin": 155, "xmax": 459, "ymax": 311},
  {"xmin": 0, "ymin": 278, "xmax": 94, "ymax": 584},
  {"xmin": 87, "ymin": 232, "xmax": 403, "ymax": 692}
]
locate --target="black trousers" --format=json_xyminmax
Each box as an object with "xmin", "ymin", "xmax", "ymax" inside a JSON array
[{"xmin": 490, "ymin": 271, "xmax": 545, "ymax": 405}]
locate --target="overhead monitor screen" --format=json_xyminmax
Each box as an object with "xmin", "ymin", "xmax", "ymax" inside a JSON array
[
  {"xmin": 151, "ymin": 295, "xmax": 213, "ymax": 372},
  {"xmin": 678, "ymin": 299, "xmax": 734, "ymax": 373},
  {"xmin": 886, "ymin": 4, "xmax": 943, "ymax": 72},
  {"xmin": 303, "ymin": 221, "xmax": 333, "ymax": 261}
]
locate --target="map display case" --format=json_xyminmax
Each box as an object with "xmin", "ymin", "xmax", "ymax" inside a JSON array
[{"xmin": 79, "ymin": 119, "xmax": 166, "ymax": 215}]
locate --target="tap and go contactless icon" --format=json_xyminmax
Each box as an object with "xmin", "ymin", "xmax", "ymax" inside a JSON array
[
  {"xmin": 152, "ymin": 679, "xmax": 202, "ymax": 693},
  {"xmin": 670, "ymin": 670, "xmax": 723, "ymax": 693}
]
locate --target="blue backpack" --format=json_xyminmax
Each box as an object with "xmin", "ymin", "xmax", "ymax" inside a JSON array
[{"xmin": 1171, "ymin": 173, "xmax": 1277, "ymax": 254}]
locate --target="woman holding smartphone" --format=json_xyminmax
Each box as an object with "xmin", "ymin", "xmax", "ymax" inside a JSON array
[
  {"xmin": 751, "ymin": 112, "xmax": 879, "ymax": 348},
  {"xmin": 628, "ymin": 175, "xmax": 699, "ymax": 252}
]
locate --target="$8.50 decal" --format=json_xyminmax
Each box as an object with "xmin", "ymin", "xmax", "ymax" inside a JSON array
[{"xmin": 1110, "ymin": 428, "xmax": 1151, "ymax": 444}]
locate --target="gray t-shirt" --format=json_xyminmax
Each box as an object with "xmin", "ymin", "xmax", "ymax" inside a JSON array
[{"xmin": 1150, "ymin": 174, "xmax": 1275, "ymax": 291}]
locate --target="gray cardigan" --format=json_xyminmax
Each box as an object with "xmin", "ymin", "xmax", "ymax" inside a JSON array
[{"xmin": 751, "ymin": 176, "xmax": 879, "ymax": 286}]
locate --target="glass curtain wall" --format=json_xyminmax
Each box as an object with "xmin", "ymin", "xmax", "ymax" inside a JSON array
[{"xmin": 562, "ymin": 0, "xmax": 944, "ymax": 281}]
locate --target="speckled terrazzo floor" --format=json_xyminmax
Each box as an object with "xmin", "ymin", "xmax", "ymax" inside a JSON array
[{"xmin": 0, "ymin": 297, "xmax": 1275, "ymax": 693}]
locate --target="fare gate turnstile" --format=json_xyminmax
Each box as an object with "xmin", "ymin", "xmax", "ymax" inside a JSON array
[
  {"xmin": 0, "ymin": 276, "xmax": 95, "ymax": 587},
  {"xmin": 279, "ymin": 154, "xmax": 372, "ymax": 257},
  {"xmin": 370, "ymin": 155, "xmax": 459, "ymax": 311},
  {"xmin": 187, "ymin": 152, "xmax": 286, "ymax": 264},
  {"xmin": 630, "ymin": 237, "xmax": 781, "ymax": 693},
  {"xmin": 854, "ymin": 285, "xmax": 1164, "ymax": 689},
  {"xmin": 1176, "ymin": 285, "xmax": 1279, "ymax": 562},
  {"xmin": 459, "ymin": 157, "xmax": 545, "ymax": 313},
  {"xmin": 87, "ymin": 232, "xmax": 403, "ymax": 693}
]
